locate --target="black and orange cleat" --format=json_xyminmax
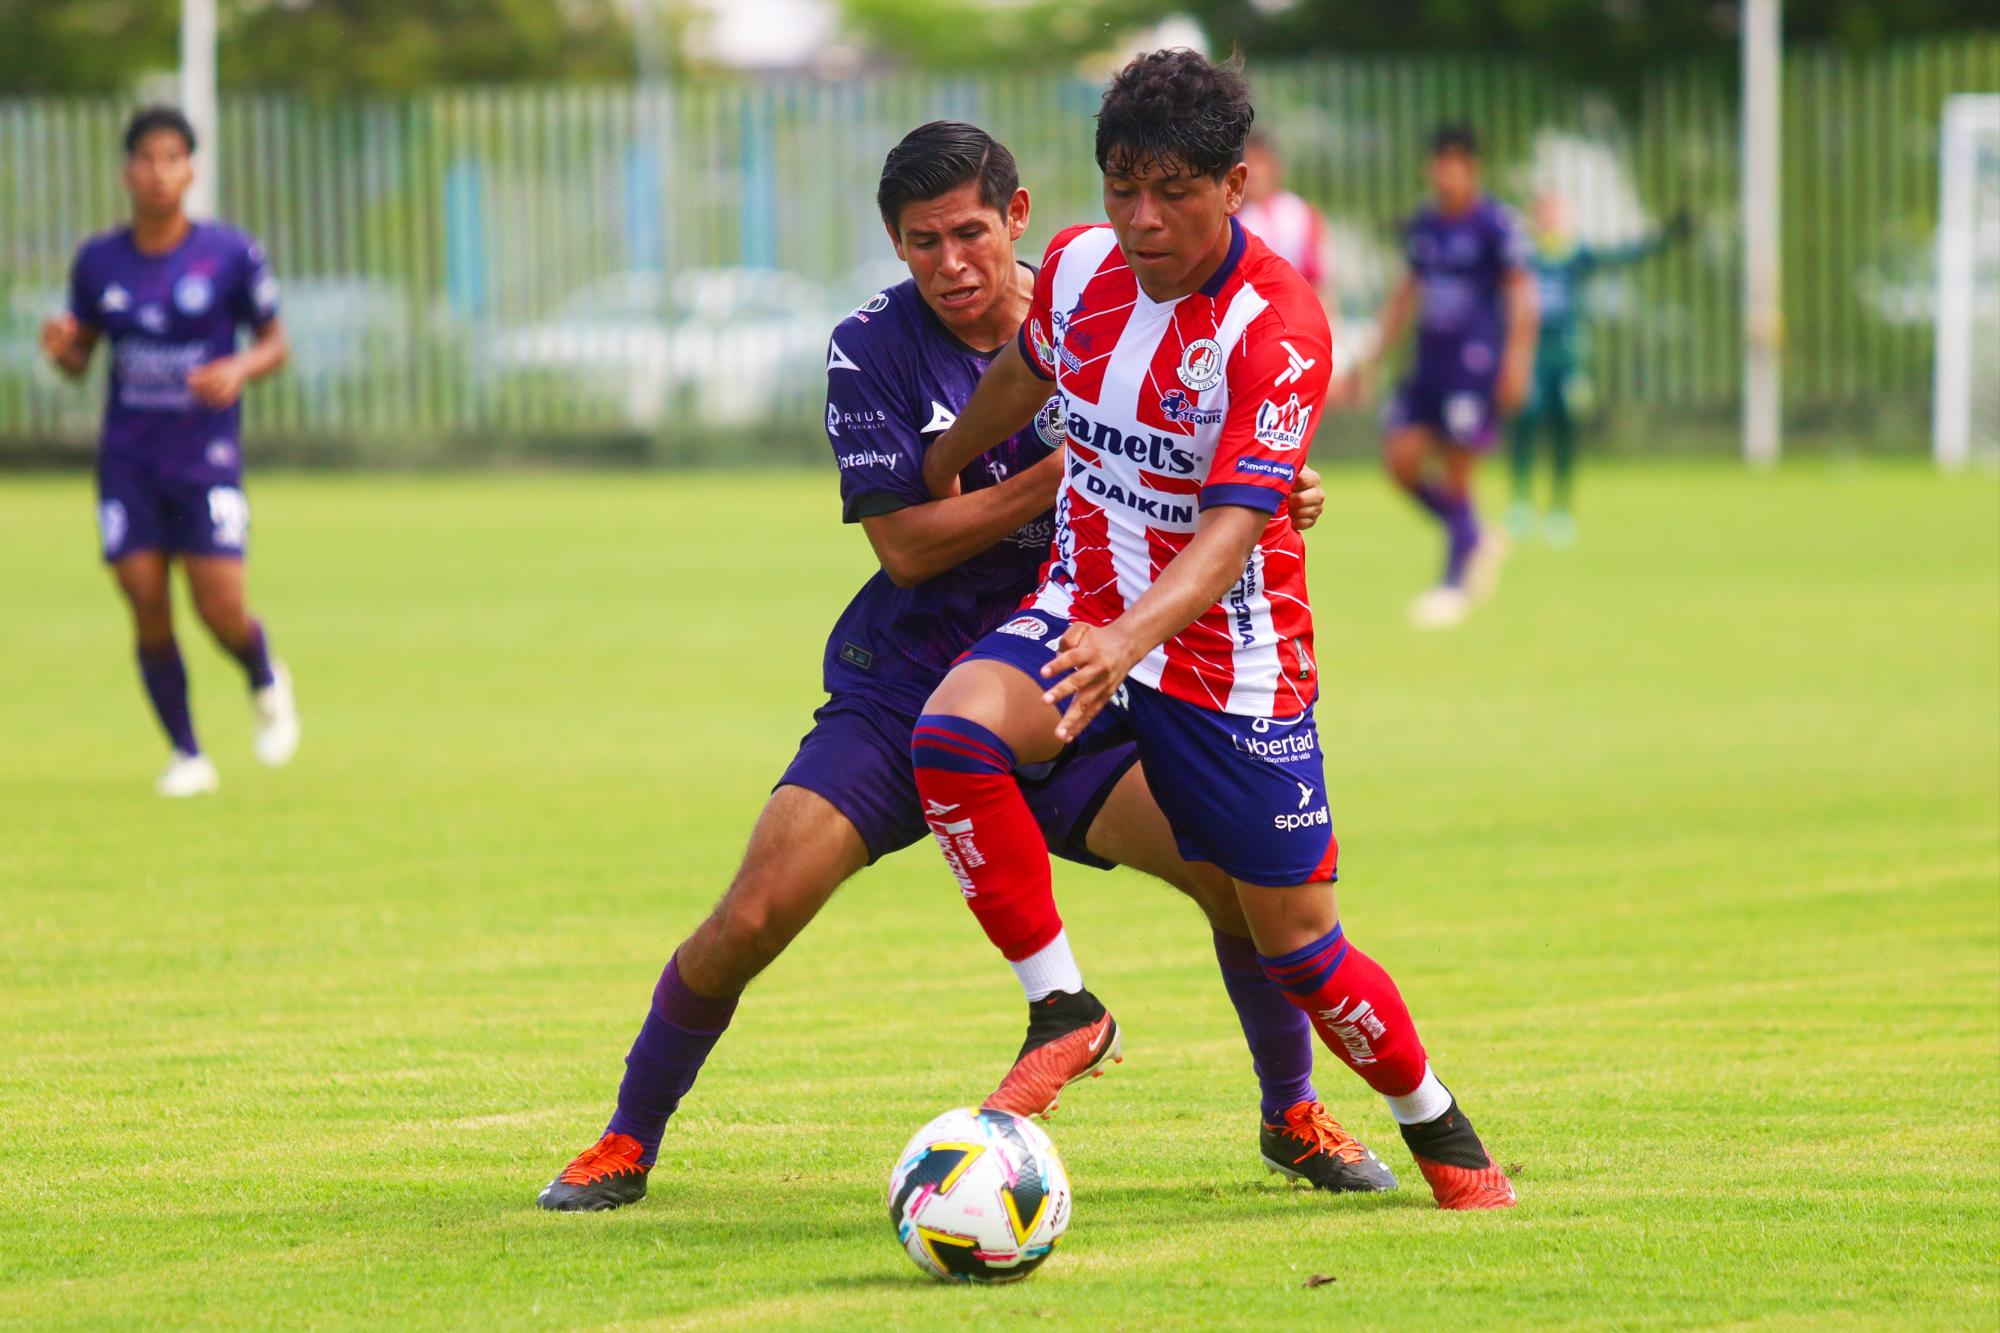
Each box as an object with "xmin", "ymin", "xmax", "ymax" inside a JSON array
[
  {"xmin": 982, "ymin": 988, "xmax": 1121, "ymax": 1120},
  {"xmin": 537, "ymin": 1131, "xmax": 651, "ymax": 1212},
  {"xmin": 1399, "ymin": 1098, "xmax": 1517, "ymax": 1210},
  {"xmin": 1260, "ymin": 1099, "xmax": 1399, "ymax": 1193}
]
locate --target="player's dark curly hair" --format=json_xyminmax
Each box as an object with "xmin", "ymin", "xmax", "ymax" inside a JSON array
[
  {"xmin": 124, "ymin": 106, "xmax": 196, "ymax": 156},
  {"xmin": 1095, "ymin": 49, "xmax": 1254, "ymax": 181},
  {"xmin": 876, "ymin": 121, "xmax": 1020, "ymax": 232}
]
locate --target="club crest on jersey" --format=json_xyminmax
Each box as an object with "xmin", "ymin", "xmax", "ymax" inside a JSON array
[
  {"xmin": 1034, "ymin": 395, "xmax": 1065, "ymax": 448},
  {"xmin": 854, "ymin": 291, "xmax": 890, "ymax": 317},
  {"xmin": 1253, "ymin": 395, "xmax": 1311, "ymax": 452},
  {"xmin": 173, "ymin": 272, "xmax": 213, "ymax": 315},
  {"xmin": 1158, "ymin": 389, "xmax": 1222, "ymax": 428},
  {"xmin": 1177, "ymin": 338, "xmax": 1224, "ymax": 391},
  {"xmin": 997, "ymin": 615, "xmax": 1050, "ymax": 641}
]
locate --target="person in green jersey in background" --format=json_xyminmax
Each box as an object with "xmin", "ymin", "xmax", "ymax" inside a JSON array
[{"xmin": 1508, "ymin": 190, "xmax": 1691, "ymax": 546}]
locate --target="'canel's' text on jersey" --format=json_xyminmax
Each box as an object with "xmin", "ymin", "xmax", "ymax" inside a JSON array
[
  {"xmin": 819, "ymin": 278, "xmax": 1062, "ymax": 717},
  {"xmin": 1017, "ymin": 218, "xmax": 1330, "ymax": 719}
]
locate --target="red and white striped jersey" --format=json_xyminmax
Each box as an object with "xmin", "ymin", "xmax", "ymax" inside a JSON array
[
  {"xmin": 1016, "ymin": 218, "xmax": 1332, "ymax": 719},
  {"xmin": 1237, "ymin": 191, "xmax": 1330, "ymax": 288}
]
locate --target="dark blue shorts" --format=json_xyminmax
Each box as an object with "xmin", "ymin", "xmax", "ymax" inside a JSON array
[
  {"xmin": 96, "ymin": 456, "xmax": 250, "ymax": 563},
  {"xmin": 776, "ymin": 693, "xmax": 1138, "ymax": 868},
  {"xmin": 960, "ymin": 608, "xmax": 1338, "ymax": 887},
  {"xmin": 1384, "ymin": 377, "xmax": 1500, "ymax": 451}
]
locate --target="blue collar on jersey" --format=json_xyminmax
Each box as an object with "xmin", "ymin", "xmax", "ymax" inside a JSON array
[{"xmin": 1199, "ymin": 216, "xmax": 1248, "ymax": 299}]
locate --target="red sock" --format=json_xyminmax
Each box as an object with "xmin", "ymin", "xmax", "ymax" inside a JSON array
[
  {"xmin": 911, "ymin": 714, "xmax": 1062, "ymax": 961},
  {"xmin": 1258, "ymin": 925, "xmax": 1428, "ymax": 1097}
]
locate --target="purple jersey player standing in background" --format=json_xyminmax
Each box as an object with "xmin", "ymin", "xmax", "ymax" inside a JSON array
[
  {"xmin": 1361, "ymin": 123, "xmax": 1538, "ymax": 630},
  {"xmin": 40, "ymin": 106, "xmax": 299, "ymax": 796},
  {"xmin": 536, "ymin": 122, "xmax": 1399, "ymax": 1214}
]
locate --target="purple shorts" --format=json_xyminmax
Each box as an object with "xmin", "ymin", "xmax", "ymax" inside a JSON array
[
  {"xmin": 776, "ymin": 694, "xmax": 1138, "ymax": 868},
  {"xmin": 96, "ymin": 455, "xmax": 250, "ymax": 563},
  {"xmin": 1384, "ymin": 378, "xmax": 1499, "ymax": 451},
  {"xmin": 959, "ymin": 608, "xmax": 1338, "ymax": 887}
]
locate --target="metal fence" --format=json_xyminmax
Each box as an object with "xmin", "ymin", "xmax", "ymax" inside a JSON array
[{"xmin": 3, "ymin": 36, "xmax": 1996, "ymax": 462}]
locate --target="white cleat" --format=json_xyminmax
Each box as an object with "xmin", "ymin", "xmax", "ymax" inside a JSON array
[
  {"xmin": 157, "ymin": 751, "xmax": 220, "ymax": 798},
  {"xmin": 1408, "ymin": 585, "xmax": 1471, "ymax": 631},
  {"xmin": 252, "ymin": 661, "xmax": 300, "ymax": 767},
  {"xmin": 1464, "ymin": 529, "xmax": 1512, "ymax": 602}
]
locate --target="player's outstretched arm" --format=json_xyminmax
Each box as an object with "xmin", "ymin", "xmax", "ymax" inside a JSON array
[
  {"xmin": 1041, "ymin": 504, "xmax": 1268, "ymax": 740},
  {"xmin": 920, "ymin": 339, "xmax": 1050, "ymax": 500},
  {"xmin": 862, "ymin": 449, "xmax": 1065, "ymax": 588},
  {"xmin": 39, "ymin": 314, "xmax": 98, "ymax": 380}
]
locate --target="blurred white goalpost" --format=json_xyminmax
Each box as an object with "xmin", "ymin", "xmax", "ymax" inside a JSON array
[{"xmin": 1934, "ymin": 94, "xmax": 2000, "ymax": 470}]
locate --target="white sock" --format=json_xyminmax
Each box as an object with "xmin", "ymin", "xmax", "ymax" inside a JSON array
[
  {"xmin": 1010, "ymin": 930, "xmax": 1084, "ymax": 1001},
  {"xmin": 1383, "ymin": 1065, "xmax": 1453, "ymax": 1125}
]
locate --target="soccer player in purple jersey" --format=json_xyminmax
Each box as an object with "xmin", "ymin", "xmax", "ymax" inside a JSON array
[
  {"xmin": 537, "ymin": 121, "xmax": 1397, "ymax": 1212},
  {"xmin": 1361, "ymin": 124, "xmax": 1539, "ymax": 630},
  {"xmin": 40, "ymin": 107, "xmax": 298, "ymax": 795}
]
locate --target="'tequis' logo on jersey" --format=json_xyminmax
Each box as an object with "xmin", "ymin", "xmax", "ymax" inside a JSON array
[
  {"xmin": 1253, "ymin": 395, "xmax": 1311, "ymax": 452},
  {"xmin": 1158, "ymin": 390, "xmax": 1222, "ymax": 428},
  {"xmin": 1177, "ymin": 338, "xmax": 1224, "ymax": 391}
]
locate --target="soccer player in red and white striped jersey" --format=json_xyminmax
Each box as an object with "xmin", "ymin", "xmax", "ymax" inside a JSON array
[{"xmin": 910, "ymin": 51, "xmax": 1515, "ymax": 1209}]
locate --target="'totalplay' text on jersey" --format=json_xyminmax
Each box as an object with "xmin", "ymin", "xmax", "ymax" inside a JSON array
[
  {"xmin": 68, "ymin": 222, "xmax": 280, "ymax": 480},
  {"xmin": 1402, "ymin": 197, "xmax": 1527, "ymax": 391},
  {"xmin": 819, "ymin": 278, "xmax": 1064, "ymax": 718},
  {"xmin": 1017, "ymin": 218, "xmax": 1330, "ymax": 720}
]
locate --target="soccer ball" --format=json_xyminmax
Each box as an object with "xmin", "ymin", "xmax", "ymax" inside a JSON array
[{"xmin": 887, "ymin": 1107, "xmax": 1072, "ymax": 1283}]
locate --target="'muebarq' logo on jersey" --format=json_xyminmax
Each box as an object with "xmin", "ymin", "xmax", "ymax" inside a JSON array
[
  {"xmin": 1158, "ymin": 390, "xmax": 1222, "ymax": 428},
  {"xmin": 1177, "ymin": 338, "xmax": 1224, "ymax": 391},
  {"xmin": 174, "ymin": 272, "xmax": 213, "ymax": 315},
  {"xmin": 1253, "ymin": 395, "xmax": 1311, "ymax": 452},
  {"xmin": 997, "ymin": 615, "xmax": 1050, "ymax": 641}
]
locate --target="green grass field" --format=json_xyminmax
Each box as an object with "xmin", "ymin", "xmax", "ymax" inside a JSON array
[{"xmin": 2, "ymin": 461, "xmax": 1995, "ymax": 1330}]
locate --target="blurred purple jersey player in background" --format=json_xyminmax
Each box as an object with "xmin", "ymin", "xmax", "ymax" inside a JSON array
[
  {"xmin": 1362, "ymin": 124, "xmax": 1538, "ymax": 630},
  {"xmin": 41, "ymin": 107, "xmax": 298, "ymax": 795},
  {"xmin": 537, "ymin": 121, "xmax": 1396, "ymax": 1213}
]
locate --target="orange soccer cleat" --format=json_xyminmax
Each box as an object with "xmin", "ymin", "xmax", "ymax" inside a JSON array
[{"xmin": 982, "ymin": 989, "xmax": 1122, "ymax": 1120}]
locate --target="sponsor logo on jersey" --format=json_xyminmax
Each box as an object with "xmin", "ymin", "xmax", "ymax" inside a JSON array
[
  {"xmin": 1228, "ymin": 553, "xmax": 1262, "ymax": 646},
  {"xmin": 1077, "ymin": 472, "xmax": 1194, "ymax": 524},
  {"xmin": 1066, "ymin": 409, "xmax": 1199, "ymax": 474},
  {"xmin": 1177, "ymin": 338, "xmax": 1224, "ymax": 391},
  {"xmin": 997, "ymin": 615, "xmax": 1050, "ymax": 641},
  {"xmin": 1231, "ymin": 726, "xmax": 1317, "ymax": 761},
  {"xmin": 855, "ymin": 291, "xmax": 890, "ymax": 315},
  {"xmin": 173, "ymin": 272, "xmax": 213, "ymax": 316},
  {"xmin": 1033, "ymin": 395, "xmax": 1064, "ymax": 448},
  {"xmin": 1234, "ymin": 458, "xmax": 1296, "ymax": 482},
  {"xmin": 1272, "ymin": 805, "xmax": 1332, "ymax": 831},
  {"xmin": 1158, "ymin": 389, "xmax": 1222, "ymax": 428},
  {"xmin": 835, "ymin": 448, "xmax": 900, "ymax": 471},
  {"xmin": 1253, "ymin": 395, "xmax": 1311, "ymax": 452},
  {"xmin": 827, "ymin": 405, "xmax": 889, "ymax": 437},
  {"xmin": 1273, "ymin": 339, "xmax": 1316, "ymax": 388},
  {"xmin": 1027, "ymin": 317, "xmax": 1057, "ymax": 374},
  {"xmin": 101, "ymin": 283, "xmax": 131, "ymax": 313}
]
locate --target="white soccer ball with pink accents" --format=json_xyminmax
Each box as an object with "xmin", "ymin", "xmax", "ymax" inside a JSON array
[{"xmin": 887, "ymin": 1107, "xmax": 1072, "ymax": 1283}]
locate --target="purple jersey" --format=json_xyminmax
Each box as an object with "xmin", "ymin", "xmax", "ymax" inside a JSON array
[
  {"xmin": 1403, "ymin": 197, "xmax": 1526, "ymax": 388},
  {"xmin": 68, "ymin": 221, "xmax": 279, "ymax": 477},
  {"xmin": 819, "ymin": 277, "xmax": 1064, "ymax": 717}
]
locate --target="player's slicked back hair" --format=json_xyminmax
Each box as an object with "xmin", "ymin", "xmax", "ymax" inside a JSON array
[
  {"xmin": 876, "ymin": 121, "xmax": 1021, "ymax": 232},
  {"xmin": 1095, "ymin": 49, "xmax": 1254, "ymax": 181},
  {"xmin": 1431, "ymin": 122, "xmax": 1480, "ymax": 157},
  {"xmin": 124, "ymin": 106, "xmax": 197, "ymax": 156}
]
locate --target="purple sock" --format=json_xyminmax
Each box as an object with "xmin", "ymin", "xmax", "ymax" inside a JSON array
[
  {"xmin": 605, "ymin": 952, "xmax": 739, "ymax": 1165},
  {"xmin": 1213, "ymin": 930, "xmax": 1317, "ymax": 1122},
  {"xmin": 230, "ymin": 619, "xmax": 276, "ymax": 690},
  {"xmin": 1409, "ymin": 479, "xmax": 1455, "ymax": 523},
  {"xmin": 136, "ymin": 639, "xmax": 199, "ymax": 756},
  {"xmin": 1441, "ymin": 493, "xmax": 1481, "ymax": 587}
]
